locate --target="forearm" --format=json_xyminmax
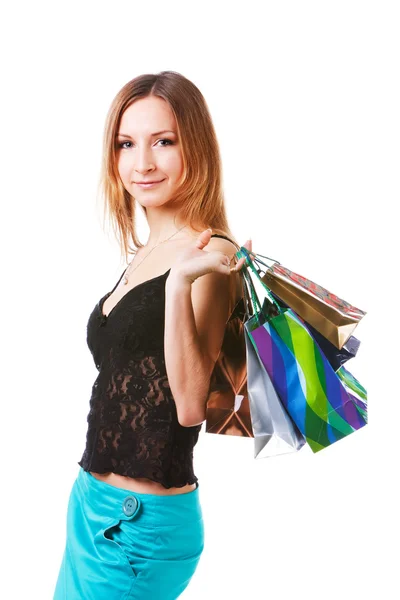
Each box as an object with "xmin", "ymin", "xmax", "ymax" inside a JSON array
[{"xmin": 164, "ymin": 275, "xmax": 214, "ymax": 427}]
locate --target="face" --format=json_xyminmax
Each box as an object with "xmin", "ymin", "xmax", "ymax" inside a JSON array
[{"xmin": 116, "ymin": 96, "xmax": 184, "ymax": 209}]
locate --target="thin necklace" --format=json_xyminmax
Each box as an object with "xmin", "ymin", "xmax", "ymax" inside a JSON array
[{"xmin": 122, "ymin": 224, "xmax": 188, "ymax": 285}]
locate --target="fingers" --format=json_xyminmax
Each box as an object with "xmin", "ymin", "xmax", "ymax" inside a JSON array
[
  {"xmin": 231, "ymin": 257, "xmax": 245, "ymax": 272},
  {"xmin": 196, "ymin": 230, "xmax": 254, "ymax": 274},
  {"xmin": 195, "ymin": 228, "xmax": 213, "ymax": 249},
  {"xmin": 230, "ymin": 239, "xmax": 254, "ymax": 272}
]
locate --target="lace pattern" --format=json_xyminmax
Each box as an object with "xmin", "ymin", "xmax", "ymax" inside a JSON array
[
  {"xmin": 78, "ymin": 234, "xmax": 234, "ymax": 488},
  {"xmin": 78, "ymin": 270, "xmax": 201, "ymax": 489}
]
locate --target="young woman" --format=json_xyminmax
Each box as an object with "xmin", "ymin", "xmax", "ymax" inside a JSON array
[{"xmin": 53, "ymin": 70, "xmax": 252, "ymax": 600}]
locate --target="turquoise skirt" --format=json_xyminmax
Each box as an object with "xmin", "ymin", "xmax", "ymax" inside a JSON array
[{"xmin": 53, "ymin": 467, "xmax": 205, "ymax": 599}]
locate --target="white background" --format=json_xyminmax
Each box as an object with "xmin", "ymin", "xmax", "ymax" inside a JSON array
[{"xmin": 1, "ymin": 1, "xmax": 399, "ymax": 598}]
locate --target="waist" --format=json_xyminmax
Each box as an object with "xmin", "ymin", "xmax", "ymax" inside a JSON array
[
  {"xmin": 89, "ymin": 471, "xmax": 197, "ymax": 496},
  {"xmin": 77, "ymin": 468, "xmax": 202, "ymax": 529}
]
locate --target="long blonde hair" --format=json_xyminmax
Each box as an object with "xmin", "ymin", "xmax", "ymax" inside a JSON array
[{"xmin": 97, "ymin": 70, "xmax": 240, "ymax": 264}]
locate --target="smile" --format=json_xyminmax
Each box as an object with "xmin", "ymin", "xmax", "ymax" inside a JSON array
[{"xmin": 135, "ymin": 180, "xmax": 165, "ymax": 188}]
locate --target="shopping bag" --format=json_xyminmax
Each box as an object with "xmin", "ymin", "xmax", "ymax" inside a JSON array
[
  {"xmin": 205, "ymin": 264, "xmax": 306, "ymax": 459},
  {"xmin": 244, "ymin": 316, "xmax": 306, "ymax": 458},
  {"xmin": 205, "ymin": 294, "xmax": 253, "ymax": 437},
  {"xmin": 205, "ymin": 234, "xmax": 253, "ymax": 436},
  {"xmin": 269, "ymin": 290, "xmax": 361, "ymax": 371},
  {"xmin": 248, "ymin": 252, "xmax": 366, "ymax": 349},
  {"xmin": 237, "ymin": 247, "xmax": 368, "ymax": 453}
]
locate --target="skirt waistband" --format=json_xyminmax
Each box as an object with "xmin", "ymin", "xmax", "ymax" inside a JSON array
[{"xmin": 76, "ymin": 467, "xmax": 202, "ymax": 528}]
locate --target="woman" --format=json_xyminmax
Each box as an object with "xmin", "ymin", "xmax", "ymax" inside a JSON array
[{"xmin": 53, "ymin": 70, "xmax": 252, "ymax": 600}]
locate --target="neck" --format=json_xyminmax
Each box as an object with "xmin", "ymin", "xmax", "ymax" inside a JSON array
[{"xmin": 144, "ymin": 208, "xmax": 189, "ymax": 246}]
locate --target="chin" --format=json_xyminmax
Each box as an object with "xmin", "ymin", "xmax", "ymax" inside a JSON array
[{"xmin": 136, "ymin": 197, "xmax": 173, "ymax": 208}]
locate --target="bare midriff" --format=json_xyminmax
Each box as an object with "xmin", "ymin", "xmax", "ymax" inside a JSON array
[{"xmin": 89, "ymin": 471, "xmax": 197, "ymax": 496}]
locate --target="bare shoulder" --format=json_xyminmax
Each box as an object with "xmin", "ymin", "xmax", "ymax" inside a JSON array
[{"xmin": 204, "ymin": 235, "xmax": 238, "ymax": 255}]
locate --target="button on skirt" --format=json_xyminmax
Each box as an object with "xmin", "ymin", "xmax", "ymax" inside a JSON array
[{"xmin": 53, "ymin": 467, "xmax": 205, "ymax": 599}]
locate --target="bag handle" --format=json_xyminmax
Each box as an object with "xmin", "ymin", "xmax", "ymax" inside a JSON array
[
  {"xmin": 212, "ymin": 235, "xmax": 281, "ymax": 322},
  {"xmin": 235, "ymin": 246, "xmax": 283, "ymax": 319},
  {"xmin": 240, "ymin": 266, "xmax": 258, "ymax": 321},
  {"xmin": 244, "ymin": 251, "xmax": 281, "ymax": 279},
  {"xmin": 246, "ymin": 250, "xmax": 280, "ymax": 270}
]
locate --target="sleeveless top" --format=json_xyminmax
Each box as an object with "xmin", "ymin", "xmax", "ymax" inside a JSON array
[{"xmin": 78, "ymin": 233, "xmax": 235, "ymax": 488}]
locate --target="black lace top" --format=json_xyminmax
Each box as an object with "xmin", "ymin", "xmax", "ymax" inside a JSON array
[{"xmin": 78, "ymin": 234, "xmax": 232, "ymax": 488}]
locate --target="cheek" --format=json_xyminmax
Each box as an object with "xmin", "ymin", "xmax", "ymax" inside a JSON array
[
  {"xmin": 117, "ymin": 157, "xmax": 131, "ymax": 182},
  {"xmin": 163, "ymin": 151, "xmax": 183, "ymax": 176}
]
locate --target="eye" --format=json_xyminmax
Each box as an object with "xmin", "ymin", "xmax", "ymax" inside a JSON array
[
  {"xmin": 117, "ymin": 138, "xmax": 174, "ymax": 149},
  {"xmin": 158, "ymin": 138, "xmax": 174, "ymax": 147}
]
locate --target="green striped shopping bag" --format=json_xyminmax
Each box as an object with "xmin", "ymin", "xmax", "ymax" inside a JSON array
[{"xmin": 237, "ymin": 246, "xmax": 368, "ymax": 453}]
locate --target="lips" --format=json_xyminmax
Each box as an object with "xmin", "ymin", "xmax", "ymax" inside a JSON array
[{"xmin": 135, "ymin": 179, "xmax": 164, "ymax": 184}]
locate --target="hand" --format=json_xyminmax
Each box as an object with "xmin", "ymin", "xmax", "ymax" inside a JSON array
[
  {"xmin": 169, "ymin": 228, "xmax": 254, "ymax": 285},
  {"xmin": 231, "ymin": 238, "xmax": 254, "ymax": 272}
]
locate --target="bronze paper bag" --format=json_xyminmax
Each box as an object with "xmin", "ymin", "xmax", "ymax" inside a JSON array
[
  {"xmin": 205, "ymin": 295, "xmax": 254, "ymax": 437},
  {"xmin": 261, "ymin": 263, "xmax": 366, "ymax": 350}
]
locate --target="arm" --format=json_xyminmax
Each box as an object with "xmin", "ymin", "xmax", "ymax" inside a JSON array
[{"xmin": 164, "ymin": 238, "xmax": 238, "ymax": 427}]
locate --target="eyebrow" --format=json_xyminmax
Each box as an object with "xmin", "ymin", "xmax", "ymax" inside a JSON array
[{"xmin": 116, "ymin": 130, "xmax": 176, "ymax": 138}]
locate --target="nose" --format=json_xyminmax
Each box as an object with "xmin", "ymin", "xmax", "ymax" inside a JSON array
[{"xmin": 134, "ymin": 145, "xmax": 156, "ymax": 173}]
